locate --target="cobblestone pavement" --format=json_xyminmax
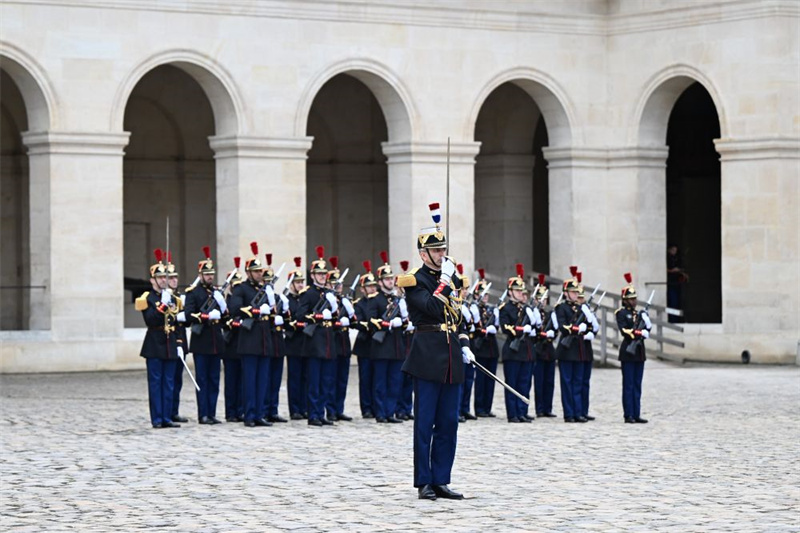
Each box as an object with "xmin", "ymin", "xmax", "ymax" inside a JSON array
[{"xmin": 2, "ymin": 361, "xmax": 799, "ymax": 532}]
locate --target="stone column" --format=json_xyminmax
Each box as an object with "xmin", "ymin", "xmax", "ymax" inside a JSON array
[
  {"xmin": 382, "ymin": 141, "xmax": 481, "ymax": 272},
  {"xmin": 209, "ymin": 135, "xmax": 313, "ymax": 271},
  {"xmin": 22, "ymin": 131, "xmax": 130, "ymax": 338}
]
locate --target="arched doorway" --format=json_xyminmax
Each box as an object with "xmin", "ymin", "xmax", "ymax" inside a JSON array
[
  {"xmin": 305, "ymin": 74, "xmax": 389, "ymax": 268},
  {"xmin": 666, "ymin": 82, "xmax": 722, "ymax": 323},
  {"xmin": 122, "ymin": 65, "xmax": 216, "ymax": 327}
]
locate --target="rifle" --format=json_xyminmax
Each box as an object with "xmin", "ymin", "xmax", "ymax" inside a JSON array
[
  {"xmin": 508, "ymin": 283, "xmax": 542, "ymax": 352},
  {"xmin": 471, "ymin": 282, "xmax": 495, "ymax": 350},
  {"xmin": 345, "ymin": 273, "xmax": 360, "ymax": 299},
  {"xmin": 191, "ymin": 266, "xmax": 239, "ymax": 336},
  {"xmin": 463, "ymin": 278, "xmax": 481, "ymax": 305},
  {"xmin": 240, "ymin": 263, "xmax": 285, "ymax": 331},
  {"xmin": 625, "ymin": 290, "xmax": 655, "ymax": 356},
  {"xmin": 303, "ymin": 287, "xmax": 335, "ymax": 338},
  {"xmin": 538, "ymin": 292, "xmax": 563, "ymax": 340},
  {"xmin": 372, "ymin": 292, "xmax": 402, "ymax": 344},
  {"xmin": 559, "ymin": 285, "xmax": 600, "ymax": 349}
]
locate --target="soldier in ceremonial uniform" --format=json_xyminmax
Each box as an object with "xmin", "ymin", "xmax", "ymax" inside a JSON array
[
  {"xmin": 166, "ymin": 253, "xmax": 190, "ymax": 424},
  {"xmin": 615, "ymin": 273, "xmax": 651, "ymax": 423},
  {"xmin": 576, "ymin": 272, "xmax": 600, "ymax": 421},
  {"xmin": 470, "ymin": 269, "xmax": 501, "ymax": 418},
  {"xmin": 368, "ymin": 252, "xmax": 407, "ymax": 424},
  {"xmin": 182, "ymin": 246, "xmax": 228, "ymax": 424},
  {"xmin": 457, "ymin": 265, "xmax": 477, "ymax": 422},
  {"xmin": 327, "ymin": 258, "xmax": 355, "ymax": 422},
  {"xmin": 555, "ymin": 269, "xmax": 590, "ymax": 423},
  {"xmin": 230, "ymin": 242, "xmax": 274, "ymax": 427},
  {"xmin": 136, "ymin": 249, "xmax": 183, "ymax": 428},
  {"xmin": 222, "ymin": 259, "xmax": 244, "ymax": 422},
  {"xmin": 352, "ymin": 262, "xmax": 379, "ymax": 418},
  {"xmin": 298, "ymin": 246, "xmax": 339, "ymax": 427},
  {"xmin": 499, "ymin": 263, "xmax": 539, "ymax": 423},
  {"xmin": 531, "ymin": 275, "xmax": 558, "ymax": 418},
  {"xmin": 263, "ymin": 254, "xmax": 290, "ymax": 423},
  {"xmin": 396, "ymin": 260, "xmax": 415, "ymax": 421},
  {"xmin": 398, "ymin": 202, "xmax": 473, "ymax": 501},
  {"xmin": 285, "ymin": 257, "xmax": 309, "ymax": 420}
]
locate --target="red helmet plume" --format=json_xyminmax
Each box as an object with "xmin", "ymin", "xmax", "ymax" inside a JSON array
[
  {"xmin": 293, "ymin": 256, "xmax": 302, "ymax": 267},
  {"xmin": 570, "ymin": 265, "xmax": 578, "ymax": 276},
  {"xmin": 515, "ymin": 263, "xmax": 525, "ymax": 278},
  {"xmin": 233, "ymin": 257, "xmax": 241, "ymax": 268},
  {"xmin": 576, "ymin": 272, "xmax": 583, "ymax": 283},
  {"xmin": 624, "ymin": 272, "xmax": 632, "ymax": 283},
  {"xmin": 478, "ymin": 268, "xmax": 485, "ymax": 280},
  {"xmin": 203, "ymin": 246, "xmax": 211, "ymax": 259},
  {"xmin": 315, "ymin": 245, "xmax": 325, "ymax": 259},
  {"xmin": 250, "ymin": 242, "xmax": 258, "ymax": 256},
  {"xmin": 265, "ymin": 253, "xmax": 272, "ymax": 266},
  {"xmin": 168, "ymin": 251, "xmax": 173, "ymax": 263},
  {"xmin": 456, "ymin": 263, "xmax": 464, "ymax": 275},
  {"xmin": 379, "ymin": 250, "xmax": 389, "ymax": 264},
  {"xmin": 538, "ymin": 273, "xmax": 545, "ymax": 285},
  {"xmin": 363, "ymin": 260, "xmax": 372, "ymax": 273},
  {"xmin": 154, "ymin": 248, "xmax": 164, "ymax": 262},
  {"xmin": 399, "ymin": 260, "xmax": 409, "ymax": 272},
  {"xmin": 329, "ymin": 256, "xmax": 339, "ymax": 269}
]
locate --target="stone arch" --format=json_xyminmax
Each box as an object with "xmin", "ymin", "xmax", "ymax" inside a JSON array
[
  {"xmin": 0, "ymin": 41, "xmax": 58, "ymax": 131},
  {"xmin": 632, "ymin": 64, "xmax": 728, "ymax": 147},
  {"xmin": 466, "ymin": 67, "xmax": 576, "ymax": 148},
  {"xmin": 111, "ymin": 49, "xmax": 244, "ymax": 136},
  {"xmin": 295, "ymin": 58, "xmax": 417, "ymax": 142}
]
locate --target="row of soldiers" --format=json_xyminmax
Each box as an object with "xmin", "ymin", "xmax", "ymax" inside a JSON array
[{"xmin": 136, "ymin": 247, "xmax": 651, "ymax": 429}]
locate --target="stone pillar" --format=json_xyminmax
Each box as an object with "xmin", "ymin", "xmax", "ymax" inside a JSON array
[
  {"xmin": 22, "ymin": 131, "xmax": 130, "ymax": 338},
  {"xmin": 382, "ymin": 141, "xmax": 481, "ymax": 272},
  {"xmin": 209, "ymin": 135, "xmax": 313, "ymax": 272}
]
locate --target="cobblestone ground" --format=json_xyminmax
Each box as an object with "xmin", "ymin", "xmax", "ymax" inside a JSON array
[{"xmin": 2, "ymin": 360, "xmax": 799, "ymax": 532}]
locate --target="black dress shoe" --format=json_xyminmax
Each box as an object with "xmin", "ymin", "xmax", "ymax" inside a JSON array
[
  {"xmin": 624, "ymin": 417, "xmax": 636, "ymax": 423},
  {"xmin": 564, "ymin": 417, "xmax": 575, "ymax": 423},
  {"xmin": 172, "ymin": 415, "xmax": 189, "ymax": 423},
  {"xmin": 463, "ymin": 413, "xmax": 478, "ymax": 421},
  {"xmin": 308, "ymin": 419, "xmax": 323, "ymax": 426},
  {"xmin": 476, "ymin": 412, "xmax": 490, "ymax": 418},
  {"xmin": 161, "ymin": 421, "xmax": 181, "ymax": 428},
  {"xmin": 458, "ymin": 415, "xmax": 466, "ymax": 423},
  {"xmin": 432, "ymin": 485, "xmax": 463, "ymax": 500},
  {"xmin": 486, "ymin": 412, "xmax": 497, "ymax": 418},
  {"xmin": 418, "ymin": 484, "xmax": 437, "ymax": 500},
  {"xmin": 396, "ymin": 413, "xmax": 409, "ymax": 421},
  {"xmin": 523, "ymin": 414, "xmax": 536, "ymax": 421},
  {"xmin": 336, "ymin": 413, "xmax": 353, "ymax": 421},
  {"xmin": 255, "ymin": 418, "xmax": 273, "ymax": 427},
  {"xmin": 199, "ymin": 416, "xmax": 213, "ymax": 425},
  {"xmin": 406, "ymin": 413, "xmax": 414, "ymax": 420},
  {"xmin": 244, "ymin": 420, "xmax": 256, "ymax": 427},
  {"xmin": 575, "ymin": 416, "xmax": 588, "ymax": 423},
  {"xmin": 508, "ymin": 417, "xmax": 521, "ymax": 423},
  {"xmin": 584, "ymin": 415, "xmax": 596, "ymax": 421},
  {"xmin": 290, "ymin": 413, "xmax": 304, "ymax": 420},
  {"xmin": 386, "ymin": 417, "xmax": 403, "ymax": 423},
  {"xmin": 535, "ymin": 412, "xmax": 545, "ymax": 418},
  {"xmin": 635, "ymin": 417, "xmax": 649, "ymax": 423},
  {"xmin": 268, "ymin": 415, "xmax": 288, "ymax": 423},
  {"xmin": 519, "ymin": 416, "xmax": 532, "ymax": 423},
  {"xmin": 321, "ymin": 418, "xmax": 335, "ymax": 425},
  {"xmin": 209, "ymin": 416, "xmax": 223, "ymax": 424},
  {"xmin": 542, "ymin": 413, "xmax": 558, "ymax": 418},
  {"xmin": 376, "ymin": 417, "xmax": 388, "ymax": 423},
  {"xmin": 363, "ymin": 412, "xmax": 375, "ymax": 419}
]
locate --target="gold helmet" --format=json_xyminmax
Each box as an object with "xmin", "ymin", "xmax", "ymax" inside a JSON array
[
  {"xmin": 167, "ymin": 251, "xmax": 179, "ymax": 278},
  {"xmin": 622, "ymin": 272, "xmax": 637, "ymax": 299},
  {"xmin": 562, "ymin": 265, "xmax": 580, "ymax": 292},
  {"xmin": 376, "ymin": 251, "xmax": 393, "ymax": 279},
  {"xmin": 360, "ymin": 260, "xmax": 377, "ymax": 287},
  {"xmin": 418, "ymin": 202, "xmax": 447, "ymax": 250},
  {"xmin": 245, "ymin": 242, "xmax": 264, "ymax": 272},
  {"xmin": 507, "ymin": 263, "xmax": 527, "ymax": 292},
  {"xmin": 264, "ymin": 253, "xmax": 275, "ymax": 283},
  {"xmin": 288, "ymin": 256, "xmax": 305, "ymax": 281},
  {"xmin": 310, "ymin": 245, "xmax": 327, "ymax": 274},
  {"xmin": 150, "ymin": 248, "xmax": 168, "ymax": 278},
  {"xmin": 473, "ymin": 268, "xmax": 488, "ymax": 297},
  {"xmin": 327, "ymin": 256, "xmax": 341, "ymax": 283}
]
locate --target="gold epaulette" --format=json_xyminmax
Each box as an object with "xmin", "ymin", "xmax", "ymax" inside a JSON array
[
  {"xmin": 298, "ymin": 286, "xmax": 310, "ymax": 294},
  {"xmin": 135, "ymin": 291, "xmax": 150, "ymax": 312},
  {"xmin": 185, "ymin": 285, "xmax": 196, "ymax": 292},
  {"xmin": 397, "ymin": 274, "xmax": 416, "ymax": 288},
  {"xmin": 614, "ymin": 307, "xmax": 624, "ymax": 315},
  {"xmin": 498, "ymin": 302, "xmax": 507, "ymax": 310},
  {"xmin": 366, "ymin": 292, "xmax": 378, "ymax": 299}
]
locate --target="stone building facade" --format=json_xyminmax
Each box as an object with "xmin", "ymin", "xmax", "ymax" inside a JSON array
[{"xmin": 1, "ymin": 0, "xmax": 798, "ymax": 371}]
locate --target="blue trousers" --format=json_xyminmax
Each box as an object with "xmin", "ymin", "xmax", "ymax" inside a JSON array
[
  {"xmin": 331, "ymin": 356, "xmax": 351, "ymax": 416},
  {"xmin": 533, "ymin": 360, "xmax": 556, "ymax": 416},
  {"xmin": 621, "ymin": 361, "xmax": 645, "ymax": 419},
  {"xmin": 520, "ymin": 360, "xmax": 534, "ymax": 417},
  {"xmin": 559, "ymin": 360, "xmax": 585, "ymax": 419},
  {"xmin": 372, "ymin": 359, "xmax": 403, "ymax": 420},
  {"xmin": 473, "ymin": 357, "xmax": 498, "ymax": 415},
  {"xmin": 265, "ymin": 356, "xmax": 284, "ymax": 417},
  {"xmin": 241, "ymin": 355, "xmax": 270, "ymax": 422},
  {"xmin": 397, "ymin": 373, "xmax": 413, "ymax": 417},
  {"xmin": 146, "ymin": 358, "xmax": 176, "ymax": 427},
  {"xmin": 223, "ymin": 358, "xmax": 243, "ymax": 420},
  {"xmin": 287, "ymin": 356, "xmax": 307, "ymax": 416},
  {"xmin": 357, "ymin": 357, "xmax": 374, "ymax": 416},
  {"xmin": 194, "ymin": 353, "xmax": 221, "ymax": 420},
  {"xmin": 459, "ymin": 362, "xmax": 476, "ymax": 415},
  {"xmin": 503, "ymin": 360, "xmax": 532, "ymax": 420},
  {"xmin": 581, "ymin": 360, "xmax": 593, "ymax": 417},
  {"xmin": 413, "ymin": 378, "xmax": 460, "ymax": 487},
  {"xmin": 307, "ymin": 357, "xmax": 335, "ymax": 421},
  {"xmin": 172, "ymin": 358, "xmax": 184, "ymax": 418}
]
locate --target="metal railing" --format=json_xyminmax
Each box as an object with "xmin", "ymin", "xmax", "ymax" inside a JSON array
[{"xmin": 479, "ymin": 271, "xmax": 685, "ymax": 365}]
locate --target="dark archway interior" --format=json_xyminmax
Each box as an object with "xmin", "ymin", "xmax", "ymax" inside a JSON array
[
  {"xmin": 474, "ymin": 82, "xmax": 550, "ymax": 281},
  {"xmin": 666, "ymin": 81, "xmax": 722, "ymax": 323},
  {"xmin": 306, "ymin": 74, "xmax": 389, "ymax": 271},
  {"xmin": 0, "ymin": 68, "xmax": 30, "ymax": 330},
  {"xmin": 123, "ymin": 64, "xmax": 216, "ymax": 326}
]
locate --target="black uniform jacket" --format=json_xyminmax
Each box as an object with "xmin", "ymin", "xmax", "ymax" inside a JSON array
[
  {"xmin": 298, "ymin": 284, "xmax": 334, "ymax": 359},
  {"xmin": 470, "ymin": 302, "xmax": 500, "ymax": 359},
  {"xmin": 136, "ymin": 290, "xmax": 181, "ymax": 360},
  {"xmin": 555, "ymin": 301, "xmax": 589, "ymax": 362},
  {"xmin": 231, "ymin": 280, "xmax": 273, "ymax": 357},
  {"xmin": 369, "ymin": 292, "xmax": 406, "ymax": 361},
  {"xmin": 184, "ymin": 283, "xmax": 226, "ymax": 355},
  {"xmin": 534, "ymin": 308, "xmax": 557, "ymax": 362},
  {"xmin": 222, "ymin": 289, "xmax": 241, "ymax": 360},
  {"xmin": 399, "ymin": 265, "xmax": 468, "ymax": 385},
  {"xmin": 615, "ymin": 305, "xmax": 650, "ymax": 362},
  {"xmin": 334, "ymin": 300, "xmax": 352, "ymax": 358},
  {"xmin": 285, "ymin": 290, "xmax": 306, "ymax": 357},
  {"xmin": 352, "ymin": 294, "xmax": 379, "ymax": 358},
  {"xmin": 499, "ymin": 301, "xmax": 535, "ymax": 362}
]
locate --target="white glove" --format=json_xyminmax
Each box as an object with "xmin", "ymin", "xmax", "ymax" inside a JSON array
[
  {"xmin": 528, "ymin": 327, "xmax": 537, "ymax": 337},
  {"xmin": 577, "ymin": 323, "xmax": 587, "ymax": 333},
  {"xmin": 177, "ymin": 346, "xmax": 185, "ymax": 362},
  {"xmin": 342, "ymin": 298, "xmax": 355, "ymax": 318},
  {"xmin": 533, "ymin": 308, "xmax": 543, "ymax": 327},
  {"xmin": 525, "ymin": 307, "xmax": 536, "ymax": 324},
  {"xmin": 274, "ymin": 315, "xmax": 284, "ymax": 326},
  {"xmin": 265, "ymin": 285, "xmax": 276, "ymax": 307},
  {"xmin": 585, "ymin": 332, "xmax": 595, "ymax": 341},
  {"xmin": 325, "ymin": 292, "xmax": 339, "ymax": 312},
  {"xmin": 581, "ymin": 303, "xmax": 596, "ymax": 322},
  {"xmin": 439, "ymin": 258, "xmax": 455, "ymax": 284},
  {"xmin": 259, "ymin": 303, "xmax": 270, "ymax": 316},
  {"xmin": 493, "ymin": 307, "xmax": 500, "ymax": 324},
  {"xmin": 405, "ymin": 322, "xmax": 415, "ymax": 333},
  {"xmin": 398, "ymin": 298, "xmax": 408, "ymax": 319},
  {"xmin": 213, "ymin": 290, "xmax": 227, "ymax": 313},
  {"xmin": 180, "ymin": 294, "xmax": 186, "ymax": 306},
  {"xmin": 390, "ymin": 316, "xmax": 403, "ymax": 329},
  {"xmin": 546, "ymin": 330, "xmax": 555, "ymax": 339},
  {"xmin": 176, "ymin": 311, "xmax": 186, "ymax": 323},
  {"xmin": 339, "ymin": 317, "xmax": 350, "ymax": 327},
  {"xmin": 523, "ymin": 324, "xmax": 532, "ymax": 334},
  {"xmin": 641, "ymin": 329, "xmax": 650, "ymax": 339},
  {"xmin": 461, "ymin": 346, "xmax": 476, "ymax": 364},
  {"xmin": 642, "ymin": 312, "xmax": 652, "ymax": 329},
  {"xmin": 208, "ymin": 309, "xmax": 221, "ymax": 321},
  {"xmin": 160, "ymin": 290, "xmax": 172, "ymax": 305},
  {"xmin": 469, "ymin": 324, "xmax": 476, "ymax": 333},
  {"xmin": 461, "ymin": 305, "xmax": 472, "ymax": 323},
  {"xmin": 279, "ymin": 294, "xmax": 290, "ymax": 310},
  {"xmin": 550, "ymin": 311, "xmax": 559, "ymax": 329},
  {"xmin": 322, "ymin": 309, "xmax": 332, "ymax": 320},
  {"xmin": 590, "ymin": 315, "xmax": 600, "ymax": 332},
  {"xmin": 470, "ymin": 304, "xmax": 481, "ymax": 324},
  {"xmin": 486, "ymin": 325, "xmax": 497, "ymax": 335}
]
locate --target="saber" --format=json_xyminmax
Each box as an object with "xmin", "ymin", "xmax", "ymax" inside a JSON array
[
  {"xmin": 472, "ymin": 359, "xmax": 529, "ymax": 405},
  {"xmin": 273, "ymin": 262, "xmax": 286, "ymax": 282},
  {"xmin": 337, "ymin": 267, "xmax": 350, "ymax": 286},
  {"xmin": 480, "ymin": 281, "xmax": 492, "ymax": 297},
  {"xmin": 179, "ymin": 354, "xmax": 200, "ymax": 391},
  {"xmin": 591, "ymin": 291, "xmax": 607, "ymax": 312}
]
